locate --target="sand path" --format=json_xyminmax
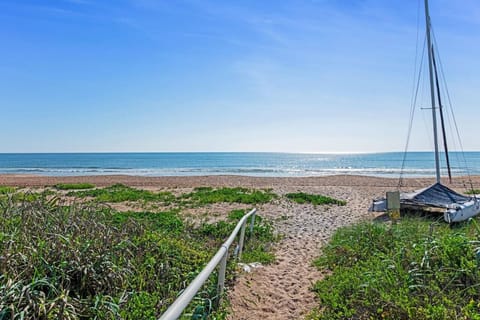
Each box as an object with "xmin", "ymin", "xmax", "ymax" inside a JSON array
[
  {"xmin": 1, "ymin": 174, "xmax": 474, "ymax": 319},
  {"xmin": 227, "ymin": 185, "xmax": 385, "ymax": 320}
]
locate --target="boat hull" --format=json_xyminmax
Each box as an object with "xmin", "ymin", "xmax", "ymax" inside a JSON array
[
  {"xmin": 445, "ymin": 200, "xmax": 480, "ymax": 223},
  {"xmin": 370, "ymin": 195, "xmax": 480, "ymax": 224}
]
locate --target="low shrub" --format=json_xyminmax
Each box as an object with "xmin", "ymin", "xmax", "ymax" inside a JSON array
[
  {"xmin": 181, "ymin": 187, "xmax": 277, "ymax": 206},
  {"xmin": 466, "ymin": 189, "xmax": 480, "ymax": 195},
  {"xmin": 195, "ymin": 209, "xmax": 277, "ymax": 264},
  {"xmin": 308, "ymin": 217, "xmax": 480, "ymax": 320},
  {"xmin": 0, "ymin": 186, "xmax": 15, "ymax": 194},
  {"xmin": 0, "ymin": 194, "xmax": 276, "ymax": 319},
  {"xmin": 286, "ymin": 192, "xmax": 346, "ymax": 206},
  {"xmin": 68, "ymin": 183, "xmax": 175, "ymax": 204},
  {"xmin": 54, "ymin": 183, "xmax": 95, "ymax": 190}
]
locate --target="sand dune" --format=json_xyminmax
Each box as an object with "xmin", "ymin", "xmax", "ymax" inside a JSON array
[{"xmin": 1, "ymin": 174, "xmax": 477, "ymax": 319}]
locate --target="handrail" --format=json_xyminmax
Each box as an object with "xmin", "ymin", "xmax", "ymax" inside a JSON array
[{"xmin": 159, "ymin": 208, "xmax": 257, "ymax": 320}]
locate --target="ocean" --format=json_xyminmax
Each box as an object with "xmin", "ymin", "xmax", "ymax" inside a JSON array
[{"xmin": 0, "ymin": 152, "xmax": 479, "ymax": 178}]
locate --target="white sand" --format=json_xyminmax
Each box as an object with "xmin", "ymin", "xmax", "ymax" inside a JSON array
[{"xmin": 1, "ymin": 174, "xmax": 477, "ymax": 319}]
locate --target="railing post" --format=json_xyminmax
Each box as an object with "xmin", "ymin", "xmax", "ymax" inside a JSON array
[
  {"xmin": 249, "ymin": 211, "xmax": 256, "ymax": 234},
  {"xmin": 238, "ymin": 221, "xmax": 246, "ymax": 260},
  {"xmin": 215, "ymin": 250, "xmax": 228, "ymax": 308}
]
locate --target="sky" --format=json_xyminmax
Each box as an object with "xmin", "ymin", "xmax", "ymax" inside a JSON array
[{"xmin": 1, "ymin": 0, "xmax": 480, "ymax": 153}]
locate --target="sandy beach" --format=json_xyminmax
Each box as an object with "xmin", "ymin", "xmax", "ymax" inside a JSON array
[
  {"xmin": 2, "ymin": 173, "xmax": 475, "ymax": 189},
  {"xmin": 2, "ymin": 174, "xmax": 478, "ymax": 319}
]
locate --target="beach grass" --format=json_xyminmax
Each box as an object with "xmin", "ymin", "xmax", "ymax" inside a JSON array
[
  {"xmin": 195, "ymin": 209, "xmax": 277, "ymax": 264},
  {"xmin": 2, "ymin": 189, "xmax": 56, "ymax": 203},
  {"xmin": 0, "ymin": 188, "xmax": 276, "ymax": 319},
  {"xmin": 68, "ymin": 183, "xmax": 176, "ymax": 204},
  {"xmin": 54, "ymin": 183, "xmax": 96, "ymax": 190},
  {"xmin": 0, "ymin": 186, "xmax": 15, "ymax": 194},
  {"xmin": 180, "ymin": 187, "xmax": 277, "ymax": 206},
  {"xmin": 308, "ymin": 217, "xmax": 480, "ymax": 320},
  {"xmin": 68, "ymin": 184, "xmax": 277, "ymax": 208},
  {"xmin": 286, "ymin": 192, "xmax": 346, "ymax": 206},
  {"xmin": 466, "ymin": 189, "xmax": 480, "ymax": 195}
]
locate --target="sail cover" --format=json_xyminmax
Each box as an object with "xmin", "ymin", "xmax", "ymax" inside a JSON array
[{"xmin": 401, "ymin": 183, "xmax": 471, "ymax": 208}]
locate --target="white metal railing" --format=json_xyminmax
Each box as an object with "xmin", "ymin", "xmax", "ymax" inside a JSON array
[{"xmin": 159, "ymin": 208, "xmax": 257, "ymax": 320}]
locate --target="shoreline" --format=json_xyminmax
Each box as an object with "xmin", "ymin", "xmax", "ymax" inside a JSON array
[{"xmin": 0, "ymin": 173, "xmax": 478, "ymax": 189}]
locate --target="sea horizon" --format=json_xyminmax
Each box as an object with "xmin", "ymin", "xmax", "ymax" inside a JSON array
[
  {"xmin": 1, "ymin": 151, "xmax": 479, "ymax": 178},
  {"xmin": 2, "ymin": 150, "xmax": 480, "ymax": 154}
]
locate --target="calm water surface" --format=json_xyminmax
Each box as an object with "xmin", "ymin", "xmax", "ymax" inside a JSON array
[{"xmin": 0, "ymin": 152, "xmax": 479, "ymax": 177}]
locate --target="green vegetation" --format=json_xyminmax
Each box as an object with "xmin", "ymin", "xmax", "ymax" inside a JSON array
[
  {"xmin": 286, "ymin": 192, "xmax": 346, "ymax": 206},
  {"xmin": 54, "ymin": 183, "xmax": 96, "ymax": 190},
  {"xmin": 240, "ymin": 213, "xmax": 276, "ymax": 265},
  {"xmin": 308, "ymin": 217, "xmax": 480, "ymax": 320},
  {"xmin": 466, "ymin": 189, "xmax": 480, "ymax": 195},
  {"xmin": 0, "ymin": 188, "xmax": 276, "ymax": 319},
  {"xmin": 112, "ymin": 210, "xmax": 184, "ymax": 234},
  {"xmin": 69, "ymin": 184, "xmax": 278, "ymax": 208},
  {"xmin": 0, "ymin": 186, "xmax": 15, "ymax": 194},
  {"xmin": 1, "ymin": 189, "xmax": 56, "ymax": 203},
  {"xmin": 181, "ymin": 187, "xmax": 277, "ymax": 206},
  {"xmin": 194, "ymin": 209, "xmax": 277, "ymax": 264},
  {"xmin": 69, "ymin": 183, "xmax": 175, "ymax": 204}
]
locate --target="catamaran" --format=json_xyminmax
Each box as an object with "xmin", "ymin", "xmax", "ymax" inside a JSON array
[{"xmin": 372, "ymin": 0, "xmax": 480, "ymax": 223}]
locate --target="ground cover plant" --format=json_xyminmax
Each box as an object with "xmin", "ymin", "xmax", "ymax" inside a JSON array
[
  {"xmin": 195, "ymin": 209, "xmax": 277, "ymax": 264},
  {"xmin": 286, "ymin": 192, "xmax": 346, "ymax": 206},
  {"xmin": 0, "ymin": 186, "xmax": 15, "ymax": 194},
  {"xmin": 69, "ymin": 185, "xmax": 277, "ymax": 209},
  {"xmin": 0, "ymin": 189, "xmax": 276, "ymax": 319},
  {"xmin": 68, "ymin": 183, "xmax": 175, "ymax": 204},
  {"xmin": 466, "ymin": 189, "xmax": 480, "ymax": 195},
  {"xmin": 181, "ymin": 187, "xmax": 277, "ymax": 206},
  {"xmin": 54, "ymin": 183, "xmax": 96, "ymax": 190},
  {"xmin": 0, "ymin": 186, "xmax": 55, "ymax": 203},
  {"xmin": 308, "ymin": 217, "xmax": 480, "ymax": 320}
]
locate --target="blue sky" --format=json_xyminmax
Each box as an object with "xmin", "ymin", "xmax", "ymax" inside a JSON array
[{"xmin": 1, "ymin": 0, "xmax": 480, "ymax": 153}]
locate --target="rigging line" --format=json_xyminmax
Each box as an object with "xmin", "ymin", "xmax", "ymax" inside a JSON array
[
  {"xmin": 440, "ymin": 58, "xmax": 462, "ymax": 178},
  {"xmin": 444, "ymin": 97, "xmax": 461, "ymax": 172},
  {"xmin": 430, "ymin": 34, "xmax": 462, "ymax": 180},
  {"xmin": 431, "ymin": 47, "xmax": 452, "ymax": 183},
  {"xmin": 421, "ymin": 102, "xmax": 434, "ymax": 155},
  {"xmin": 431, "ymin": 28, "xmax": 476, "ymax": 193},
  {"xmin": 410, "ymin": 0, "xmax": 423, "ymax": 110},
  {"xmin": 419, "ymin": 47, "xmax": 435, "ymax": 159},
  {"xmin": 399, "ymin": 0, "xmax": 422, "ymax": 188},
  {"xmin": 398, "ymin": 34, "xmax": 427, "ymax": 189},
  {"xmin": 444, "ymin": 89, "xmax": 463, "ymax": 178},
  {"xmin": 399, "ymin": 0, "xmax": 423, "ymax": 188}
]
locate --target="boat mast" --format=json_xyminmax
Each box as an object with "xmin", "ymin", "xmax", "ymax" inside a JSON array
[
  {"xmin": 424, "ymin": 0, "xmax": 441, "ymax": 183},
  {"xmin": 432, "ymin": 50, "xmax": 453, "ymax": 183}
]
